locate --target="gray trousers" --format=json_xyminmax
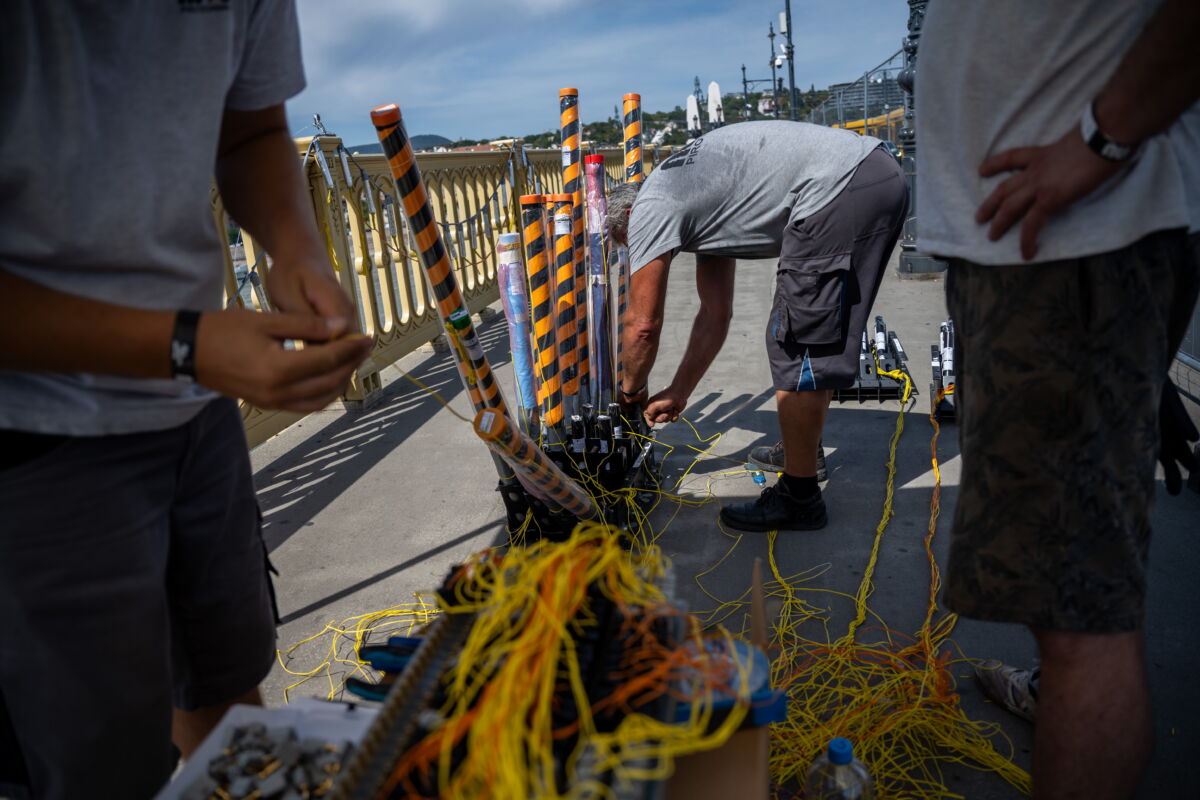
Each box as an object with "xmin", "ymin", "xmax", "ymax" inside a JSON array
[{"xmin": 0, "ymin": 398, "xmax": 276, "ymax": 799}]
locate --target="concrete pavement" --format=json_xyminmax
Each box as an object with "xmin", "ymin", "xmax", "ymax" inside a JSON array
[{"xmin": 253, "ymin": 248, "xmax": 1199, "ymax": 797}]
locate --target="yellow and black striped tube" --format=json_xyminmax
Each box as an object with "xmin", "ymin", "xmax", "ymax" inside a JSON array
[
  {"xmin": 371, "ymin": 103, "xmax": 510, "ymax": 421},
  {"xmin": 560, "ymin": 89, "xmax": 588, "ymax": 398},
  {"xmin": 550, "ymin": 194, "xmax": 580, "ymax": 401},
  {"xmin": 520, "ymin": 194, "xmax": 563, "ymax": 430},
  {"xmin": 473, "ymin": 410, "xmax": 594, "ymax": 517},
  {"xmin": 622, "ymin": 93, "xmax": 645, "ymax": 183}
]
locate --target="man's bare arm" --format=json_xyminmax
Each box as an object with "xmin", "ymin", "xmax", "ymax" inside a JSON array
[
  {"xmin": 216, "ymin": 106, "xmax": 356, "ymax": 323},
  {"xmin": 643, "ymin": 255, "xmax": 735, "ymax": 424},
  {"xmin": 977, "ymin": 0, "xmax": 1200, "ymax": 259},
  {"xmin": 0, "ymin": 270, "xmax": 174, "ymax": 377},
  {"xmin": 620, "ymin": 252, "xmax": 673, "ymax": 398}
]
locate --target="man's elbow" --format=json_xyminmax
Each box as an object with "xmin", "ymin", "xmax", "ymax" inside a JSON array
[{"xmin": 627, "ymin": 314, "xmax": 663, "ymax": 343}]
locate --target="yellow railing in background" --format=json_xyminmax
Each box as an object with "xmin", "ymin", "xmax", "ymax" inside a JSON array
[
  {"xmin": 215, "ymin": 137, "xmax": 661, "ymax": 447},
  {"xmin": 832, "ymin": 107, "xmax": 905, "ymax": 142}
]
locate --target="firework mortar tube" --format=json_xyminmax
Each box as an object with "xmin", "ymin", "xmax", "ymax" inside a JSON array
[
  {"xmin": 622, "ymin": 92, "xmax": 645, "ymax": 183},
  {"xmin": 473, "ymin": 409, "xmax": 595, "ymax": 518},
  {"xmin": 615, "ymin": 244, "xmax": 630, "ymax": 389},
  {"xmin": 583, "ymin": 154, "xmax": 614, "ymax": 408},
  {"xmin": 497, "ymin": 232, "xmax": 539, "ymax": 432},
  {"xmin": 551, "ymin": 194, "xmax": 580, "ymax": 410},
  {"xmin": 371, "ymin": 102, "xmax": 514, "ymax": 481},
  {"xmin": 521, "ymin": 194, "xmax": 564, "ymax": 432},
  {"xmin": 560, "ymin": 88, "xmax": 589, "ymax": 401}
]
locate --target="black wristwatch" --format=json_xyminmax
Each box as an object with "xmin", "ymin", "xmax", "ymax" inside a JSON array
[
  {"xmin": 170, "ymin": 310, "xmax": 201, "ymax": 382},
  {"xmin": 1080, "ymin": 101, "xmax": 1135, "ymax": 162}
]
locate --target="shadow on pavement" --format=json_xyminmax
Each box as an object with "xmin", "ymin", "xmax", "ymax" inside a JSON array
[{"xmin": 253, "ymin": 317, "xmax": 512, "ymax": 553}]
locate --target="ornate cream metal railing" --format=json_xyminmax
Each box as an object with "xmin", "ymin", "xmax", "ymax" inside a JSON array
[{"xmin": 214, "ymin": 136, "xmax": 662, "ymax": 447}]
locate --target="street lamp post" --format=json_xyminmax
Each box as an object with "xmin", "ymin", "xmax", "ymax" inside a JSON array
[
  {"xmin": 768, "ymin": 24, "xmax": 780, "ymax": 120},
  {"xmin": 783, "ymin": 0, "xmax": 798, "ymax": 120},
  {"xmin": 896, "ymin": 0, "xmax": 946, "ymax": 277}
]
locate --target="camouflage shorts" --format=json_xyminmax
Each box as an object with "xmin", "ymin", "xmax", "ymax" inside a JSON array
[{"xmin": 943, "ymin": 229, "xmax": 1199, "ymax": 633}]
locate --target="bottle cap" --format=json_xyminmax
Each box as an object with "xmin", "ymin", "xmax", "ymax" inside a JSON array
[
  {"xmin": 584, "ymin": 154, "xmax": 605, "ymax": 164},
  {"xmin": 448, "ymin": 309, "xmax": 471, "ymax": 330},
  {"xmin": 828, "ymin": 737, "xmax": 853, "ymax": 765}
]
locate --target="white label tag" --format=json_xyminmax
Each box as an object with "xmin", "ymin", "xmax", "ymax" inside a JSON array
[
  {"xmin": 479, "ymin": 410, "xmax": 496, "ymax": 433},
  {"xmin": 561, "ymin": 145, "xmax": 571, "ymax": 168},
  {"xmin": 555, "ymin": 214, "xmax": 571, "ymax": 237}
]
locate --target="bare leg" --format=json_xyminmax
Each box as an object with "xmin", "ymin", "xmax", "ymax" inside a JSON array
[
  {"xmin": 775, "ymin": 389, "xmax": 832, "ymax": 477},
  {"xmin": 172, "ymin": 686, "xmax": 263, "ymax": 760},
  {"xmin": 1031, "ymin": 628, "xmax": 1152, "ymax": 800}
]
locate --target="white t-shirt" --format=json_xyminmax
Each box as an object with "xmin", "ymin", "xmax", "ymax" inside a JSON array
[
  {"xmin": 1168, "ymin": 105, "xmax": 1200, "ymax": 234},
  {"xmin": 915, "ymin": 0, "xmax": 1188, "ymax": 265},
  {"xmin": 0, "ymin": 0, "xmax": 305, "ymax": 435}
]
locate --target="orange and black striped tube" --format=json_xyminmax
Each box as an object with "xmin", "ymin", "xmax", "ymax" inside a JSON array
[
  {"xmin": 550, "ymin": 194, "xmax": 579, "ymax": 402},
  {"xmin": 473, "ymin": 410, "xmax": 594, "ymax": 518},
  {"xmin": 371, "ymin": 103, "xmax": 509, "ymax": 422},
  {"xmin": 520, "ymin": 194, "xmax": 563, "ymax": 430},
  {"xmin": 560, "ymin": 89, "xmax": 588, "ymax": 399},
  {"xmin": 622, "ymin": 93, "xmax": 645, "ymax": 183}
]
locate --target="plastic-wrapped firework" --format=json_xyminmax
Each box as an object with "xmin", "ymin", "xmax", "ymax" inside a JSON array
[
  {"xmin": 370, "ymin": 103, "xmax": 514, "ymax": 481},
  {"xmin": 473, "ymin": 409, "xmax": 595, "ymax": 518},
  {"xmin": 874, "ymin": 315, "xmax": 888, "ymax": 356},
  {"xmin": 520, "ymin": 194, "xmax": 564, "ymax": 432},
  {"xmin": 560, "ymin": 89, "xmax": 589, "ymax": 400},
  {"xmin": 497, "ymin": 232, "xmax": 538, "ymax": 432},
  {"xmin": 622, "ymin": 93, "xmax": 645, "ymax": 183},
  {"xmin": 940, "ymin": 321, "xmax": 955, "ymax": 388},
  {"xmin": 551, "ymin": 194, "xmax": 581, "ymax": 408},
  {"xmin": 583, "ymin": 154, "xmax": 615, "ymax": 408}
]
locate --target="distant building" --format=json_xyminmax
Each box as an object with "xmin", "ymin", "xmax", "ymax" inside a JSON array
[{"xmin": 825, "ymin": 77, "xmax": 905, "ymax": 119}]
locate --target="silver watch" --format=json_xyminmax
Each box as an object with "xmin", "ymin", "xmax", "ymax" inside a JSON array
[{"xmin": 1080, "ymin": 101, "xmax": 1134, "ymax": 162}]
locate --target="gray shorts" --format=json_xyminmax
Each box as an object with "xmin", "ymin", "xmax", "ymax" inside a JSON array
[
  {"xmin": 0, "ymin": 398, "xmax": 277, "ymax": 799},
  {"xmin": 765, "ymin": 147, "xmax": 908, "ymax": 391}
]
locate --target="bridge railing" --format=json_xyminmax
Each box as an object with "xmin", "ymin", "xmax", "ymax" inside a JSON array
[{"xmin": 215, "ymin": 137, "xmax": 661, "ymax": 447}]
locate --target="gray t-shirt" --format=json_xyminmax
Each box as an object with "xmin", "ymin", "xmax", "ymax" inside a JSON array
[
  {"xmin": 626, "ymin": 121, "xmax": 881, "ymax": 273},
  {"xmin": 915, "ymin": 0, "xmax": 1187, "ymax": 264},
  {"xmin": 0, "ymin": 0, "xmax": 305, "ymax": 435}
]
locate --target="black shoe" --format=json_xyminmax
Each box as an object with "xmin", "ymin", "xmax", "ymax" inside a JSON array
[
  {"xmin": 719, "ymin": 482, "xmax": 828, "ymax": 532},
  {"xmin": 747, "ymin": 440, "xmax": 828, "ymax": 482}
]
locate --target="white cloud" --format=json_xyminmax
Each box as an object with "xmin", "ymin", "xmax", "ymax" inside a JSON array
[{"xmin": 287, "ymin": 0, "xmax": 908, "ymax": 144}]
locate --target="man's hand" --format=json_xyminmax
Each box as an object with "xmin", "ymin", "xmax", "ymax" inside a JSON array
[
  {"xmin": 975, "ymin": 128, "xmax": 1123, "ymax": 260},
  {"xmin": 195, "ymin": 309, "xmax": 373, "ymax": 412},
  {"xmin": 619, "ymin": 385, "xmax": 649, "ymax": 420},
  {"xmin": 264, "ymin": 258, "xmax": 357, "ymax": 325},
  {"xmin": 643, "ymin": 385, "xmax": 687, "ymax": 426}
]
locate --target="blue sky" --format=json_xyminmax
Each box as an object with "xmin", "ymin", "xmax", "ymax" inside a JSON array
[{"xmin": 287, "ymin": 0, "xmax": 909, "ymax": 147}]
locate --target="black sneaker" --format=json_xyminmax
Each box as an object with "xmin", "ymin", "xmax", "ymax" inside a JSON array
[
  {"xmin": 747, "ymin": 440, "xmax": 828, "ymax": 482},
  {"xmin": 719, "ymin": 482, "xmax": 828, "ymax": 532}
]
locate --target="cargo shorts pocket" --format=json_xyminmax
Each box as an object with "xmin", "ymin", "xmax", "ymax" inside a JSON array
[{"xmin": 770, "ymin": 254, "xmax": 849, "ymax": 346}]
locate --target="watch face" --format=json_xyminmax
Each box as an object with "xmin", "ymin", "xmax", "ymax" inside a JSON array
[{"xmin": 1102, "ymin": 141, "xmax": 1131, "ymax": 161}]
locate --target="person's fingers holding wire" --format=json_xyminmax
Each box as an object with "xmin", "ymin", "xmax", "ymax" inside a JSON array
[
  {"xmin": 195, "ymin": 308, "xmax": 374, "ymax": 410},
  {"xmin": 643, "ymin": 386, "xmax": 687, "ymax": 426}
]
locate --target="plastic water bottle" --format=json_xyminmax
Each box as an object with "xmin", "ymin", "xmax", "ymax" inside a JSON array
[
  {"xmin": 804, "ymin": 738, "xmax": 874, "ymax": 800},
  {"xmin": 745, "ymin": 463, "xmax": 766, "ymax": 486}
]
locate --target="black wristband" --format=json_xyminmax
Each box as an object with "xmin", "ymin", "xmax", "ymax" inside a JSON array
[
  {"xmin": 170, "ymin": 310, "xmax": 201, "ymax": 382},
  {"xmin": 620, "ymin": 384, "xmax": 646, "ymax": 398}
]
